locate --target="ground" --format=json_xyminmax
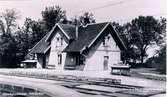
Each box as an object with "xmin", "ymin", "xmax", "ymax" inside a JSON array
[
  {"xmin": 0, "ymin": 67, "xmax": 165, "ymax": 97},
  {"xmin": 131, "ymin": 67, "xmax": 166, "ymax": 81}
]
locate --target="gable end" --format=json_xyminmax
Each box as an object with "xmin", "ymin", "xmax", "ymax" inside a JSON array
[
  {"xmin": 87, "ymin": 23, "xmax": 126, "ymax": 51},
  {"xmin": 45, "ymin": 24, "xmax": 70, "ymax": 42}
]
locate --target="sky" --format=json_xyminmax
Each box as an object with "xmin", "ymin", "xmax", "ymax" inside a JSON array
[
  {"xmin": 0, "ymin": 0, "xmax": 166, "ymax": 26},
  {"xmin": 0, "ymin": 0, "xmax": 166, "ymax": 57}
]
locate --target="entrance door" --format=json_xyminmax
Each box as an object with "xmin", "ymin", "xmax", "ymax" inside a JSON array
[
  {"xmin": 103, "ymin": 56, "xmax": 109, "ymax": 70},
  {"xmin": 42, "ymin": 55, "xmax": 46, "ymax": 68}
]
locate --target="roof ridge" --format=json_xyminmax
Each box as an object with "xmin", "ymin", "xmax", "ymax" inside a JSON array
[
  {"xmin": 57, "ymin": 22, "xmax": 110, "ymax": 28},
  {"xmin": 57, "ymin": 23, "xmax": 76, "ymax": 27},
  {"xmin": 84, "ymin": 22, "xmax": 110, "ymax": 26}
]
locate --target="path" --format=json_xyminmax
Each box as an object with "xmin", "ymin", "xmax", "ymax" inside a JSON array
[
  {"xmin": 0, "ymin": 69, "xmax": 165, "ymax": 97},
  {"xmin": 2, "ymin": 68, "xmax": 164, "ymax": 89},
  {"xmin": 0, "ymin": 75, "xmax": 88, "ymax": 97}
]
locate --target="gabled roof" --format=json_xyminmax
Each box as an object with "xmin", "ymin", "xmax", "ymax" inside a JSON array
[
  {"xmin": 63, "ymin": 22, "xmax": 127, "ymax": 52},
  {"xmin": 28, "ymin": 22, "xmax": 126, "ymax": 55}
]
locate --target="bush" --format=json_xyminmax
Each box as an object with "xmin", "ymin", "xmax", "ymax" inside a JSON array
[{"xmin": 145, "ymin": 46, "xmax": 166, "ymax": 74}]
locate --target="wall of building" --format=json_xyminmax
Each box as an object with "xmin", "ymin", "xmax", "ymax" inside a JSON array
[
  {"xmin": 36, "ymin": 54, "xmax": 44, "ymax": 69},
  {"xmin": 64, "ymin": 53, "xmax": 77, "ymax": 66},
  {"xmin": 84, "ymin": 32, "xmax": 121, "ymax": 71},
  {"xmin": 45, "ymin": 50, "xmax": 50, "ymax": 68},
  {"xmin": 47, "ymin": 29, "xmax": 68, "ymax": 70}
]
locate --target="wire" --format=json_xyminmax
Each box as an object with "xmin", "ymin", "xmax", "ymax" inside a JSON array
[
  {"xmin": 75, "ymin": 0, "xmax": 133, "ymax": 14},
  {"xmin": 95, "ymin": 13, "xmax": 167, "ymax": 23}
]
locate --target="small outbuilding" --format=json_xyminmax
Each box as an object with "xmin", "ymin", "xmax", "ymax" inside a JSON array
[{"xmin": 21, "ymin": 60, "xmax": 37, "ymax": 68}]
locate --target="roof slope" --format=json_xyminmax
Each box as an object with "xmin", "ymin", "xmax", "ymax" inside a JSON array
[
  {"xmin": 28, "ymin": 32, "xmax": 50, "ymax": 54},
  {"xmin": 58, "ymin": 24, "xmax": 76, "ymax": 39},
  {"xmin": 63, "ymin": 22, "xmax": 109, "ymax": 52}
]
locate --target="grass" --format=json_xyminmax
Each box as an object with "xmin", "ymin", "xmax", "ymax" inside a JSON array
[{"xmin": 130, "ymin": 67, "xmax": 166, "ymax": 81}]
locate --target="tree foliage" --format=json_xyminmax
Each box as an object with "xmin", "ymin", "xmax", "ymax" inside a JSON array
[
  {"xmin": 0, "ymin": 9, "xmax": 19, "ymax": 34},
  {"xmin": 0, "ymin": 7, "xmax": 166, "ymax": 70},
  {"xmin": 121, "ymin": 16, "xmax": 166, "ymax": 64},
  {"xmin": 41, "ymin": 6, "xmax": 67, "ymax": 31},
  {"xmin": 15, "ymin": 18, "xmax": 46, "ymax": 57},
  {"xmin": 71, "ymin": 12, "xmax": 95, "ymax": 25},
  {"xmin": 155, "ymin": 45, "xmax": 166, "ymax": 74},
  {"xmin": 0, "ymin": 9, "xmax": 19, "ymax": 67},
  {"xmin": 112, "ymin": 22, "xmax": 141, "ymax": 63}
]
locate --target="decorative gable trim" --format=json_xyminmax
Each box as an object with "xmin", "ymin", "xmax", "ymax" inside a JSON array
[
  {"xmin": 57, "ymin": 24, "xmax": 70, "ymax": 39},
  {"xmin": 111, "ymin": 24, "xmax": 127, "ymax": 50},
  {"xmin": 45, "ymin": 24, "xmax": 57, "ymax": 42},
  {"xmin": 45, "ymin": 24, "xmax": 70, "ymax": 42}
]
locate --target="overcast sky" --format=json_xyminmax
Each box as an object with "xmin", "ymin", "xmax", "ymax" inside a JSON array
[{"xmin": 0, "ymin": 0, "xmax": 166, "ymax": 26}]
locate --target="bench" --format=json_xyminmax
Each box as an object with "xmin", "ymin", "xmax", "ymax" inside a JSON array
[{"xmin": 111, "ymin": 65, "xmax": 130, "ymax": 76}]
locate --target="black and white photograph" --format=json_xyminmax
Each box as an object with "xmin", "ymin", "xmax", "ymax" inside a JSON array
[{"xmin": 0, "ymin": 0, "xmax": 166, "ymax": 97}]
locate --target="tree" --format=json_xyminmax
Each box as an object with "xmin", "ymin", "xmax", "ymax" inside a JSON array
[
  {"xmin": 155, "ymin": 45, "xmax": 166, "ymax": 74},
  {"xmin": 0, "ymin": 33, "xmax": 18, "ymax": 67},
  {"xmin": 71, "ymin": 12, "xmax": 96, "ymax": 25},
  {"xmin": 0, "ymin": 9, "xmax": 19, "ymax": 34},
  {"xmin": 41, "ymin": 6, "xmax": 67, "ymax": 31},
  {"xmin": 112, "ymin": 22, "xmax": 141, "ymax": 63},
  {"xmin": 15, "ymin": 18, "xmax": 46, "ymax": 58},
  {"xmin": 0, "ymin": 9, "xmax": 20, "ymax": 67},
  {"xmin": 125, "ymin": 16, "xmax": 166, "ymax": 64},
  {"xmin": 23, "ymin": 18, "xmax": 46, "ymax": 47}
]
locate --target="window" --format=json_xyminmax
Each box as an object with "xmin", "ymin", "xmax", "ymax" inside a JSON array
[
  {"xmin": 104, "ymin": 56, "xmax": 109, "ymax": 60},
  {"xmin": 58, "ymin": 54, "xmax": 62, "ymax": 65},
  {"xmin": 103, "ymin": 36, "xmax": 110, "ymax": 46},
  {"xmin": 57, "ymin": 37, "xmax": 59, "ymax": 41},
  {"xmin": 56, "ymin": 37, "xmax": 63, "ymax": 47},
  {"xmin": 103, "ymin": 56, "xmax": 109, "ymax": 70},
  {"xmin": 60, "ymin": 38, "xmax": 63, "ymax": 46},
  {"xmin": 55, "ymin": 37, "xmax": 59, "ymax": 47},
  {"xmin": 79, "ymin": 55, "xmax": 85, "ymax": 65}
]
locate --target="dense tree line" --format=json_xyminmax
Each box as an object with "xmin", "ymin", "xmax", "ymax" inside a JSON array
[
  {"xmin": 0, "ymin": 6, "xmax": 96, "ymax": 67},
  {"xmin": 0, "ymin": 6, "xmax": 166, "ymax": 73}
]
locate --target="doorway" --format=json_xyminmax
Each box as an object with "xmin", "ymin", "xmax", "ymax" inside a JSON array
[
  {"xmin": 42, "ymin": 55, "xmax": 46, "ymax": 68},
  {"xmin": 103, "ymin": 56, "xmax": 109, "ymax": 70}
]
